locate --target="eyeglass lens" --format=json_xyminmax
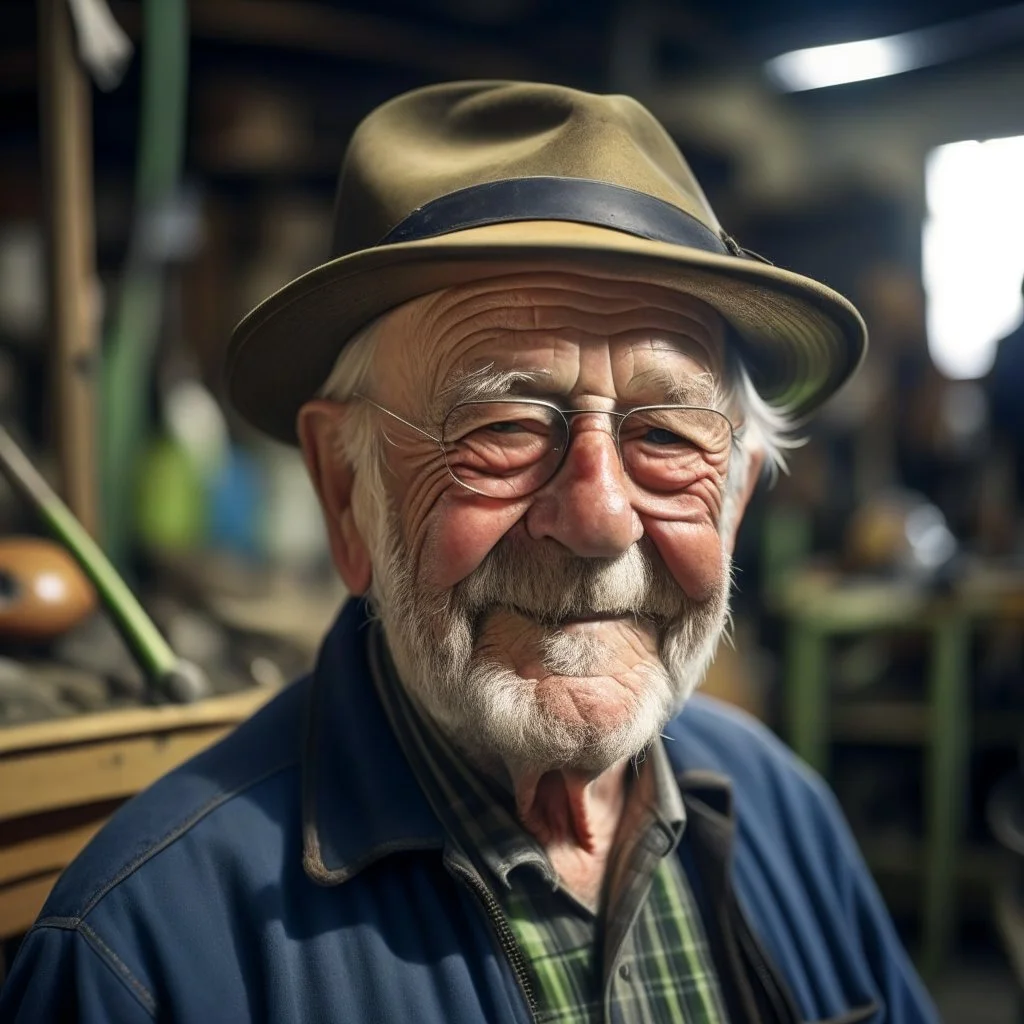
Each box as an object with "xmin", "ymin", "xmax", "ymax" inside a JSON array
[{"xmin": 441, "ymin": 401, "xmax": 732, "ymax": 499}]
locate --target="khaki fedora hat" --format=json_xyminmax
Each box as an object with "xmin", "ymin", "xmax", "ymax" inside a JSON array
[{"xmin": 227, "ymin": 80, "xmax": 867, "ymax": 443}]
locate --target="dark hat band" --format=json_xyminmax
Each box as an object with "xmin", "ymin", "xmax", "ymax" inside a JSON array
[{"xmin": 375, "ymin": 176, "xmax": 732, "ymax": 256}]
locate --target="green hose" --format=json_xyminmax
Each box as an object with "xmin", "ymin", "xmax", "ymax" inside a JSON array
[
  {"xmin": 0, "ymin": 425, "xmax": 207, "ymax": 702},
  {"xmin": 100, "ymin": 0, "xmax": 189, "ymax": 569}
]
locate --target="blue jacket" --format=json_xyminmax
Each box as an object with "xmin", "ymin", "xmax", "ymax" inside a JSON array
[{"xmin": 0, "ymin": 600, "xmax": 937, "ymax": 1023}]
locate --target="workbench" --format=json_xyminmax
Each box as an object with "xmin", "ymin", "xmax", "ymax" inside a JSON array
[
  {"xmin": 778, "ymin": 567, "xmax": 1024, "ymax": 979},
  {"xmin": 0, "ymin": 687, "xmax": 276, "ymax": 942}
]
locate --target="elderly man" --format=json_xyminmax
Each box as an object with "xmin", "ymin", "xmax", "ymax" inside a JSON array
[{"xmin": 1, "ymin": 82, "xmax": 936, "ymax": 1023}]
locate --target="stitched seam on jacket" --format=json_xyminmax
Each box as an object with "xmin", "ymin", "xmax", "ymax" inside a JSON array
[
  {"xmin": 78, "ymin": 922, "xmax": 158, "ymax": 1017},
  {"xmin": 23, "ymin": 919, "xmax": 157, "ymax": 1019},
  {"xmin": 78, "ymin": 757, "xmax": 297, "ymax": 919}
]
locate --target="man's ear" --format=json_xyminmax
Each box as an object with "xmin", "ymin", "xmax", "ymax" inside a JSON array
[
  {"xmin": 297, "ymin": 400, "xmax": 372, "ymax": 595},
  {"xmin": 724, "ymin": 447, "xmax": 766, "ymax": 557}
]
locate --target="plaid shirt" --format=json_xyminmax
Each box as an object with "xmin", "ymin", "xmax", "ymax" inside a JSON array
[{"xmin": 369, "ymin": 625, "xmax": 729, "ymax": 1024}]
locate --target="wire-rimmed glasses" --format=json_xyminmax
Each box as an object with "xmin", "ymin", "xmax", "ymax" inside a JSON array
[{"xmin": 354, "ymin": 394, "xmax": 734, "ymax": 500}]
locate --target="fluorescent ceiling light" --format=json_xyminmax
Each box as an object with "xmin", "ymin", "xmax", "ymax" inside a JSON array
[
  {"xmin": 766, "ymin": 4, "xmax": 1024, "ymax": 92},
  {"xmin": 767, "ymin": 37, "xmax": 916, "ymax": 92},
  {"xmin": 923, "ymin": 136, "xmax": 1024, "ymax": 380}
]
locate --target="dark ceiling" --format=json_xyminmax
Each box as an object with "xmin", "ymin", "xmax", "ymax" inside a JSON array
[
  {"xmin": 6, "ymin": 0, "xmax": 1024, "ymax": 83},
  {"xmin": 3, "ymin": 0, "xmax": 1024, "ymax": 186},
  {"xmin": 330, "ymin": 0, "xmax": 1024, "ymax": 52}
]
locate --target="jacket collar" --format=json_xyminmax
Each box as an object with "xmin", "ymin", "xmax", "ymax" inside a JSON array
[
  {"xmin": 301, "ymin": 599, "xmax": 736, "ymax": 885},
  {"xmin": 301, "ymin": 599, "xmax": 445, "ymax": 884}
]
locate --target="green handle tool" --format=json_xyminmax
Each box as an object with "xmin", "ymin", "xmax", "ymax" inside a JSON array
[{"xmin": 0, "ymin": 426, "xmax": 208, "ymax": 703}]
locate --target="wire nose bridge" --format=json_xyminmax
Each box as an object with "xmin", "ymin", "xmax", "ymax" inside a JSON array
[{"xmin": 548, "ymin": 407, "xmax": 628, "ymax": 466}]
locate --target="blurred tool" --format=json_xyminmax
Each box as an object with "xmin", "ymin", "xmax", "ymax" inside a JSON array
[
  {"xmin": 137, "ymin": 374, "xmax": 226, "ymax": 555},
  {"xmin": 135, "ymin": 436, "xmax": 206, "ymax": 553},
  {"xmin": 0, "ymin": 538, "xmax": 96, "ymax": 641},
  {"xmin": 65, "ymin": 0, "xmax": 133, "ymax": 89},
  {"xmin": 101, "ymin": 0, "xmax": 191, "ymax": 568},
  {"xmin": 844, "ymin": 488, "xmax": 959, "ymax": 584},
  {"xmin": 0, "ymin": 425, "xmax": 208, "ymax": 702}
]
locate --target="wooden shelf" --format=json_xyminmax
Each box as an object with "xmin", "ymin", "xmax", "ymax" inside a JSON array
[
  {"xmin": 0, "ymin": 870, "xmax": 63, "ymax": 940},
  {"xmin": 0, "ymin": 687, "xmax": 278, "ymax": 939},
  {"xmin": 0, "ymin": 687, "xmax": 275, "ymax": 757}
]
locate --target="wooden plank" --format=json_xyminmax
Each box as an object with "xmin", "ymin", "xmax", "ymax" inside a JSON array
[
  {"xmin": 0, "ymin": 870, "xmax": 63, "ymax": 939},
  {"xmin": 0, "ymin": 726, "xmax": 231, "ymax": 822},
  {"xmin": 0, "ymin": 818, "xmax": 106, "ymax": 886},
  {"xmin": 38, "ymin": 0, "xmax": 99, "ymax": 534},
  {"xmin": 0, "ymin": 801, "xmax": 123, "ymax": 885},
  {"xmin": 0, "ymin": 686, "xmax": 275, "ymax": 755}
]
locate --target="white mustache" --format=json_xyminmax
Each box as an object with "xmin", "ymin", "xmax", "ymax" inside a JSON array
[{"xmin": 452, "ymin": 538, "xmax": 690, "ymax": 629}]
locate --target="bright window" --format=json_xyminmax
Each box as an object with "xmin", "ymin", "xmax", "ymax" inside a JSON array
[{"xmin": 923, "ymin": 135, "xmax": 1024, "ymax": 379}]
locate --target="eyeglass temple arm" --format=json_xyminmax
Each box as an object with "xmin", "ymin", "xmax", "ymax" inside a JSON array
[{"xmin": 352, "ymin": 393, "xmax": 443, "ymax": 444}]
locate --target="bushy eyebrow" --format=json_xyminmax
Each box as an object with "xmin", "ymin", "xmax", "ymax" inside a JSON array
[
  {"xmin": 431, "ymin": 364, "xmax": 552, "ymax": 418},
  {"xmin": 431, "ymin": 364, "xmax": 726, "ymax": 419},
  {"xmin": 626, "ymin": 368, "xmax": 725, "ymax": 409}
]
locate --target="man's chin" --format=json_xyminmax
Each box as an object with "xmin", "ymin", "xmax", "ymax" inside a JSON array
[
  {"xmin": 451, "ymin": 655, "xmax": 676, "ymax": 776},
  {"xmin": 531, "ymin": 670, "xmax": 655, "ymax": 735}
]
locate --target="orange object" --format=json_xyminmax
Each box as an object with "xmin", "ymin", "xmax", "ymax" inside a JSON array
[{"xmin": 0, "ymin": 538, "xmax": 97, "ymax": 641}]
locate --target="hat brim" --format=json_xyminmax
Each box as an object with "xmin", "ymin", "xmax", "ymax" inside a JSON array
[{"xmin": 226, "ymin": 220, "xmax": 867, "ymax": 443}]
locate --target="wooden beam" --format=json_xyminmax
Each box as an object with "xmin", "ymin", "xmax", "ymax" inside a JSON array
[
  {"xmin": 0, "ymin": 870, "xmax": 63, "ymax": 940},
  {"xmin": 0, "ymin": 726, "xmax": 236, "ymax": 822},
  {"xmin": 0, "ymin": 689, "xmax": 275, "ymax": 823},
  {"xmin": 37, "ymin": 0, "xmax": 100, "ymax": 537},
  {"xmin": 0, "ymin": 817, "xmax": 107, "ymax": 887},
  {"xmin": 0, "ymin": 686, "xmax": 275, "ymax": 756}
]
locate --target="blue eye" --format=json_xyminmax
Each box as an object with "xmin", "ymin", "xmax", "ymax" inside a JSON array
[
  {"xmin": 486, "ymin": 421, "xmax": 525, "ymax": 433},
  {"xmin": 645, "ymin": 427, "xmax": 683, "ymax": 445}
]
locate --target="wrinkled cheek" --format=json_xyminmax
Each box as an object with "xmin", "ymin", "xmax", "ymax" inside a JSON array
[
  {"xmin": 642, "ymin": 517, "xmax": 726, "ymax": 602},
  {"xmin": 413, "ymin": 495, "xmax": 530, "ymax": 590}
]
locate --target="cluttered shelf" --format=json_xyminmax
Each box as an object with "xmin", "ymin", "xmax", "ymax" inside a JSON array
[
  {"xmin": 0, "ymin": 687, "xmax": 279, "ymax": 940},
  {"xmin": 773, "ymin": 559, "xmax": 1024, "ymax": 979},
  {"xmin": 831, "ymin": 702, "xmax": 1024, "ymax": 747},
  {"xmin": 0, "ymin": 533, "xmax": 346, "ymax": 943},
  {"xmin": 862, "ymin": 836, "xmax": 1005, "ymax": 884}
]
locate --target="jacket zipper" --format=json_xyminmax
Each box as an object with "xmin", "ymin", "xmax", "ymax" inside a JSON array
[{"xmin": 448, "ymin": 860, "xmax": 539, "ymax": 1023}]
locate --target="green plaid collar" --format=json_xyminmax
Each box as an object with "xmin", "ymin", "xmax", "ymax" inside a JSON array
[{"xmin": 367, "ymin": 623, "xmax": 686, "ymax": 892}]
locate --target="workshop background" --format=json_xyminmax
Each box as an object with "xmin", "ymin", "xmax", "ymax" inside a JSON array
[{"xmin": 1, "ymin": 0, "xmax": 1023, "ymax": 1018}]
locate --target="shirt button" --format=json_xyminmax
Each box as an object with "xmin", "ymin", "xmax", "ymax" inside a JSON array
[
  {"xmin": 618, "ymin": 964, "xmax": 631, "ymax": 980},
  {"xmin": 649, "ymin": 831, "xmax": 671, "ymax": 856}
]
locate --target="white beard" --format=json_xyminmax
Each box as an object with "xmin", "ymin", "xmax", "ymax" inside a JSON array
[{"xmin": 360, "ymin": 501, "xmax": 730, "ymax": 777}]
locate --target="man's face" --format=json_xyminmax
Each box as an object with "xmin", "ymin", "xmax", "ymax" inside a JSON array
[{"xmin": 303, "ymin": 271, "xmax": 744, "ymax": 775}]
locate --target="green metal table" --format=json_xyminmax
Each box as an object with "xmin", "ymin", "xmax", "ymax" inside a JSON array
[{"xmin": 779, "ymin": 571, "xmax": 980, "ymax": 980}]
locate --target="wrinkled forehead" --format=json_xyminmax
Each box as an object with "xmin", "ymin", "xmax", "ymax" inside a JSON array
[{"xmin": 371, "ymin": 271, "xmax": 730, "ymax": 409}]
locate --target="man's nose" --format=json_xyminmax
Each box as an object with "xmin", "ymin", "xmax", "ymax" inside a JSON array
[{"xmin": 525, "ymin": 426, "xmax": 642, "ymax": 557}]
